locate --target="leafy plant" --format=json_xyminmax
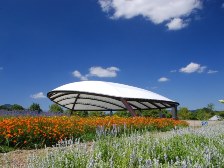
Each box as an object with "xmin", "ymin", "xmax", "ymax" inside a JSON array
[
  {"xmin": 29, "ymin": 103, "xmax": 42, "ymax": 112},
  {"xmin": 49, "ymin": 104, "xmax": 63, "ymax": 113}
]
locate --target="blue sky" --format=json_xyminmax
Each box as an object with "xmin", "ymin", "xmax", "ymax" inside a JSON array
[{"xmin": 0, "ymin": 0, "xmax": 224, "ymax": 111}]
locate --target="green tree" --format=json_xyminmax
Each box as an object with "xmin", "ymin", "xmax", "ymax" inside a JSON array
[
  {"xmin": 49, "ymin": 104, "xmax": 63, "ymax": 113},
  {"xmin": 217, "ymin": 111, "xmax": 224, "ymax": 118},
  {"xmin": 207, "ymin": 103, "xmax": 215, "ymax": 112},
  {"xmin": 114, "ymin": 109, "xmax": 170, "ymax": 118},
  {"xmin": 114, "ymin": 110, "xmax": 131, "ymax": 117},
  {"xmin": 11, "ymin": 104, "xmax": 24, "ymax": 111},
  {"xmin": 0, "ymin": 105, "xmax": 11, "ymax": 110},
  {"xmin": 189, "ymin": 112, "xmax": 197, "ymax": 120},
  {"xmin": 178, "ymin": 107, "xmax": 191, "ymax": 120},
  {"xmin": 141, "ymin": 109, "xmax": 159, "ymax": 117},
  {"xmin": 141, "ymin": 109, "xmax": 168, "ymax": 118},
  {"xmin": 70, "ymin": 110, "xmax": 88, "ymax": 117},
  {"xmin": 193, "ymin": 104, "xmax": 215, "ymax": 120},
  {"xmin": 29, "ymin": 103, "xmax": 42, "ymax": 112},
  {"xmin": 88, "ymin": 111, "xmax": 105, "ymax": 117},
  {"xmin": 67, "ymin": 110, "xmax": 89, "ymax": 117},
  {"xmin": 195, "ymin": 108, "xmax": 213, "ymax": 120}
]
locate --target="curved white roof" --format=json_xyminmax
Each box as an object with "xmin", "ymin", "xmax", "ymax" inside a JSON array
[{"xmin": 47, "ymin": 81, "xmax": 178, "ymax": 111}]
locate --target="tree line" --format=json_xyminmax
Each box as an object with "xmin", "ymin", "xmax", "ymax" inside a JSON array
[
  {"xmin": 178, "ymin": 103, "xmax": 224, "ymax": 120},
  {"xmin": 0, "ymin": 103, "xmax": 223, "ymax": 120}
]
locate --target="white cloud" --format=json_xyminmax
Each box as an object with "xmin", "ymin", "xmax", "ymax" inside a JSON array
[
  {"xmin": 89, "ymin": 66, "xmax": 119, "ymax": 77},
  {"xmin": 72, "ymin": 70, "xmax": 88, "ymax": 81},
  {"xmin": 30, "ymin": 92, "xmax": 46, "ymax": 99},
  {"xmin": 158, "ymin": 77, "xmax": 170, "ymax": 82},
  {"xmin": 98, "ymin": 0, "xmax": 202, "ymax": 30},
  {"xmin": 73, "ymin": 70, "xmax": 82, "ymax": 78},
  {"xmin": 99, "ymin": 0, "xmax": 112, "ymax": 12},
  {"xmin": 0, "ymin": 67, "xmax": 3, "ymax": 70},
  {"xmin": 198, "ymin": 66, "xmax": 207, "ymax": 73},
  {"xmin": 166, "ymin": 18, "xmax": 188, "ymax": 30},
  {"xmin": 208, "ymin": 70, "xmax": 218, "ymax": 74},
  {"xmin": 73, "ymin": 66, "xmax": 120, "ymax": 80},
  {"xmin": 80, "ymin": 76, "xmax": 88, "ymax": 81},
  {"xmin": 170, "ymin": 70, "xmax": 177, "ymax": 73},
  {"xmin": 179, "ymin": 62, "xmax": 206, "ymax": 73}
]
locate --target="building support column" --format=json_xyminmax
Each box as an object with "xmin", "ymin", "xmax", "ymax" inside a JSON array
[
  {"xmin": 120, "ymin": 98, "xmax": 137, "ymax": 117},
  {"xmin": 71, "ymin": 94, "xmax": 80, "ymax": 116},
  {"xmin": 159, "ymin": 109, "xmax": 162, "ymax": 118},
  {"xmin": 171, "ymin": 105, "xmax": 178, "ymax": 119},
  {"xmin": 110, "ymin": 110, "xmax": 113, "ymax": 116},
  {"xmin": 139, "ymin": 109, "xmax": 142, "ymax": 116}
]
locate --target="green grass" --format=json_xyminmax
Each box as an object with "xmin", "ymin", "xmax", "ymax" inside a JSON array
[{"xmin": 0, "ymin": 145, "xmax": 14, "ymax": 153}]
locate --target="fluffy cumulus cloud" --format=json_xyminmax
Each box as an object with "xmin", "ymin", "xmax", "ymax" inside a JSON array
[
  {"xmin": 30, "ymin": 92, "xmax": 46, "ymax": 99},
  {"xmin": 73, "ymin": 66, "xmax": 120, "ymax": 80},
  {"xmin": 208, "ymin": 70, "xmax": 218, "ymax": 74},
  {"xmin": 72, "ymin": 70, "xmax": 88, "ymax": 81},
  {"xmin": 98, "ymin": 0, "xmax": 202, "ymax": 30},
  {"xmin": 73, "ymin": 70, "xmax": 82, "ymax": 78},
  {"xmin": 166, "ymin": 18, "xmax": 188, "ymax": 30},
  {"xmin": 179, "ymin": 62, "xmax": 206, "ymax": 73},
  {"xmin": 158, "ymin": 77, "xmax": 169, "ymax": 82},
  {"xmin": 89, "ymin": 66, "xmax": 119, "ymax": 77}
]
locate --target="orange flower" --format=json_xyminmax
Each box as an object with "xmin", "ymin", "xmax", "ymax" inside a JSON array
[{"xmin": 0, "ymin": 115, "xmax": 188, "ymax": 149}]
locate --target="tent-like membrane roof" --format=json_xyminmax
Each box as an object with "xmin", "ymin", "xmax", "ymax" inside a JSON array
[{"xmin": 47, "ymin": 81, "xmax": 179, "ymax": 116}]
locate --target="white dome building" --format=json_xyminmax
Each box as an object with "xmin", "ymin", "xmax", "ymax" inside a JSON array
[{"xmin": 47, "ymin": 81, "xmax": 179, "ymax": 118}]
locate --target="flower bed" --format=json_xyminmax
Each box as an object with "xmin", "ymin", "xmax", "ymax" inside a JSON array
[{"xmin": 0, "ymin": 116, "xmax": 188, "ymax": 149}]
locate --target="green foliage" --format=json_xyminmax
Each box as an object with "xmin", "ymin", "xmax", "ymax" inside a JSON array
[
  {"xmin": 114, "ymin": 109, "xmax": 171, "ymax": 118},
  {"xmin": 64, "ymin": 110, "xmax": 89, "ymax": 117},
  {"xmin": 88, "ymin": 111, "xmax": 105, "ymax": 117},
  {"xmin": 113, "ymin": 109, "xmax": 171, "ymax": 118},
  {"xmin": 207, "ymin": 103, "xmax": 215, "ymax": 111},
  {"xmin": 0, "ymin": 145, "xmax": 15, "ymax": 153},
  {"xmin": 72, "ymin": 110, "xmax": 88, "ymax": 117},
  {"xmin": 11, "ymin": 104, "xmax": 24, "ymax": 111},
  {"xmin": 0, "ymin": 104, "xmax": 24, "ymax": 111},
  {"xmin": 189, "ymin": 112, "xmax": 197, "ymax": 120},
  {"xmin": 113, "ymin": 110, "xmax": 131, "ymax": 117},
  {"xmin": 195, "ymin": 108, "xmax": 213, "ymax": 120},
  {"xmin": 141, "ymin": 109, "xmax": 160, "ymax": 117},
  {"xmin": 29, "ymin": 103, "xmax": 42, "ymax": 112},
  {"xmin": 191, "ymin": 103, "xmax": 216, "ymax": 120},
  {"xmin": 178, "ymin": 107, "xmax": 191, "ymax": 120},
  {"xmin": 141, "ymin": 109, "xmax": 170, "ymax": 118},
  {"xmin": 216, "ymin": 111, "xmax": 224, "ymax": 118},
  {"xmin": 49, "ymin": 104, "xmax": 63, "ymax": 113},
  {"xmin": 0, "ymin": 104, "xmax": 11, "ymax": 110},
  {"xmin": 166, "ymin": 112, "xmax": 172, "ymax": 118}
]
